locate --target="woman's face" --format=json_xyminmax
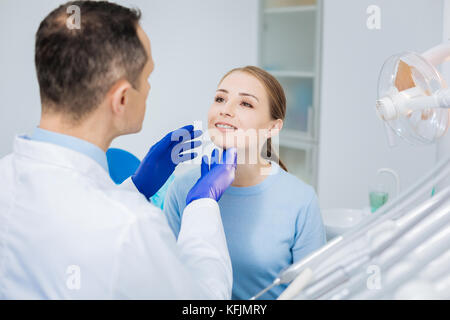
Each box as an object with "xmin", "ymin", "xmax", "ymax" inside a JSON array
[{"xmin": 207, "ymin": 71, "xmax": 281, "ymax": 155}]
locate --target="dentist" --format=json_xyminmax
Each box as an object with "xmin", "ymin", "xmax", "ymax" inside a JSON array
[{"xmin": 0, "ymin": 1, "xmax": 236, "ymax": 299}]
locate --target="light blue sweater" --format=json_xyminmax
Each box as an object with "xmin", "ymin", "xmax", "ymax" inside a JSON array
[{"xmin": 163, "ymin": 162, "xmax": 326, "ymax": 300}]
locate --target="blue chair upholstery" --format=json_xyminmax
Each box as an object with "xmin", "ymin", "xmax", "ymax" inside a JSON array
[
  {"xmin": 106, "ymin": 148, "xmax": 141, "ymax": 185},
  {"xmin": 106, "ymin": 147, "xmax": 174, "ymax": 209}
]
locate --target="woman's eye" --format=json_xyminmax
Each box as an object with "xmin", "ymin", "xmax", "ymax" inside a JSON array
[
  {"xmin": 215, "ymin": 96, "xmax": 224, "ymax": 103},
  {"xmin": 242, "ymin": 101, "xmax": 253, "ymax": 108}
]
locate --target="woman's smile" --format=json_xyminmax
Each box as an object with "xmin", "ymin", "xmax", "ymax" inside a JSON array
[{"xmin": 215, "ymin": 121, "xmax": 238, "ymax": 132}]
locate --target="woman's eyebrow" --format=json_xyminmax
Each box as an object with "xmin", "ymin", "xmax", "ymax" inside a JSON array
[
  {"xmin": 239, "ymin": 92, "xmax": 259, "ymax": 102},
  {"xmin": 216, "ymin": 89, "xmax": 259, "ymax": 102}
]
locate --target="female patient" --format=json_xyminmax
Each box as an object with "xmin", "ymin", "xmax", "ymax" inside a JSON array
[{"xmin": 163, "ymin": 66, "xmax": 326, "ymax": 300}]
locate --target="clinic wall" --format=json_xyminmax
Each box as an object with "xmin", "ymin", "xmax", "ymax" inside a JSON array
[
  {"xmin": 0, "ymin": 0, "xmax": 52, "ymax": 157},
  {"xmin": 0, "ymin": 0, "xmax": 259, "ymax": 159},
  {"xmin": 317, "ymin": 0, "xmax": 443, "ymax": 210}
]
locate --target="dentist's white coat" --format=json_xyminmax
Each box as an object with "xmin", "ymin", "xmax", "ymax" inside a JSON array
[{"xmin": 0, "ymin": 136, "xmax": 232, "ymax": 299}]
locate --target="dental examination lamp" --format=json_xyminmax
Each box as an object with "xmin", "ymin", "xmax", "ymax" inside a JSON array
[
  {"xmin": 251, "ymin": 43, "xmax": 450, "ymax": 300},
  {"xmin": 376, "ymin": 43, "xmax": 450, "ymax": 145}
]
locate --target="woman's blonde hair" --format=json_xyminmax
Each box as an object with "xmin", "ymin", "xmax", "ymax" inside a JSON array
[{"xmin": 218, "ymin": 66, "xmax": 288, "ymax": 171}]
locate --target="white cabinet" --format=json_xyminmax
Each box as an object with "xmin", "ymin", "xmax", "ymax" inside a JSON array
[{"xmin": 258, "ymin": 0, "xmax": 321, "ymax": 186}]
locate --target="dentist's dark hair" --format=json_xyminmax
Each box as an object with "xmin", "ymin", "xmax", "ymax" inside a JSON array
[
  {"xmin": 219, "ymin": 66, "xmax": 288, "ymax": 172},
  {"xmin": 35, "ymin": 0, "xmax": 148, "ymax": 122}
]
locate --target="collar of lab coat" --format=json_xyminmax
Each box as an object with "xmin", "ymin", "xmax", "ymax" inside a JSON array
[
  {"xmin": 31, "ymin": 127, "xmax": 109, "ymax": 173},
  {"xmin": 13, "ymin": 135, "xmax": 114, "ymax": 188}
]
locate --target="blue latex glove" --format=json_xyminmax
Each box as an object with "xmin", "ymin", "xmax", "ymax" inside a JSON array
[
  {"xmin": 186, "ymin": 148, "xmax": 237, "ymax": 205},
  {"xmin": 132, "ymin": 125, "xmax": 202, "ymax": 199}
]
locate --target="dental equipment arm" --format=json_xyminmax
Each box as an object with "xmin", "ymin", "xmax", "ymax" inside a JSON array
[
  {"xmin": 251, "ymin": 154, "xmax": 450, "ymax": 300},
  {"xmin": 316, "ymin": 191, "xmax": 450, "ymax": 300},
  {"xmin": 422, "ymin": 42, "xmax": 450, "ymax": 66},
  {"xmin": 294, "ymin": 187, "xmax": 450, "ymax": 300},
  {"xmin": 376, "ymin": 87, "xmax": 450, "ymax": 121},
  {"xmin": 357, "ymin": 219, "xmax": 450, "ymax": 299}
]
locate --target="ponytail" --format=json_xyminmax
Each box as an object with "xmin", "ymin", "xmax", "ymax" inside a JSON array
[{"xmin": 262, "ymin": 138, "xmax": 288, "ymax": 172}]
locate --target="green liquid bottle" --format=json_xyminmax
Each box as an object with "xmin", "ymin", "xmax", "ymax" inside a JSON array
[{"xmin": 369, "ymin": 191, "xmax": 389, "ymax": 213}]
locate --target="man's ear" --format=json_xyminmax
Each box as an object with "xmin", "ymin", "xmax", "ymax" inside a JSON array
[
  {"xmin": 267, "ymin": 119, "xmax": 283, "ymax": 139},
  {"xmin": 109, "ymin": 79, "xmax": 133, "ymax": 115}
]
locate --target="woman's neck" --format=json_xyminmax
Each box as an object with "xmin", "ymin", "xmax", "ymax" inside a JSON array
[{"xmin": 231, "ymin": 155, "xmax": 272, "ymax": 187}]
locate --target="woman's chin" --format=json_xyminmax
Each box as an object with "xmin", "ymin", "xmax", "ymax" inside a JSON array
[
  {"xmin": 208, "ymin": 129, "xmax": 252, "ymax": 150},
  {"xmin": 211, "ymin": 138, "xmax": 235, "ymax": 150},
  {"xmin": 209, "ymin": 136, "xmax": 240, "ymax": 150}
]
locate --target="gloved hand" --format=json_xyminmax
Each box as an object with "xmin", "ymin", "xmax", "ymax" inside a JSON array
[
  {"xmin": 186, "ymin": 147, "xmax": 237, "ymax": 205},
  {"xmin": 132, "ymin": 125, "xmax": 202, "ymax": 199}
]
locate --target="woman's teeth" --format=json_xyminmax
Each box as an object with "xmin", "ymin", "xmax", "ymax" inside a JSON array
[{"xmin": 216, "ymin": 124, "xmax": 236, "ymax": 130}]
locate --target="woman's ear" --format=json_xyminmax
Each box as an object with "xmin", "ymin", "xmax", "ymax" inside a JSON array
[
  {"xmin": 267, "ymin": 119, "xmax": 283, "ymax": 139},
  {"xmin": 109, "ymin": 79, "xmax": 133, "ymax": 116}
]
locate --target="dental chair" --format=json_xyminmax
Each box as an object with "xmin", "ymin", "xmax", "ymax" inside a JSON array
[{"xmin": 106, "ymin": 148, "xmax": 174, "ymax": 209}]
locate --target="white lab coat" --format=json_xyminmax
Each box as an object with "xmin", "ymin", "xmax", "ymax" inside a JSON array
[{"xmin": 0, "ymin": 136, "xmax": 232, "ymax": 299}]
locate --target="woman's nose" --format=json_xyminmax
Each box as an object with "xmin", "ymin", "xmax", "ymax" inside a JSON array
[{"xmin": 220, "ymin": 101, "xmax": 235, "ymax": 117}]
